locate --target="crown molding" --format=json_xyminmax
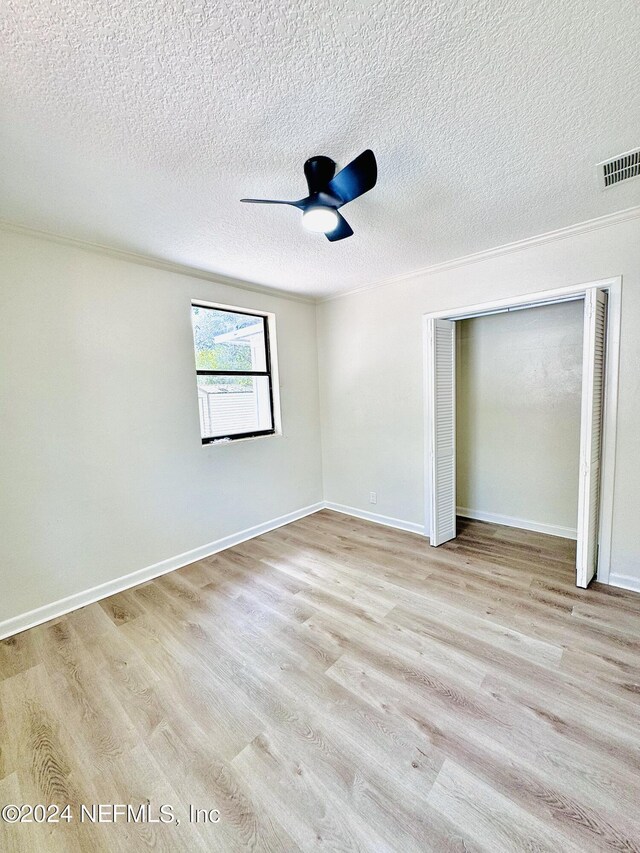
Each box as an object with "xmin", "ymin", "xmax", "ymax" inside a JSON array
[
  {"xmin": 0, "ymin": 219, "xmax": 315, "ymax": 305},
  {"xmin": 3, "ymin": 206, "xmax": 639, "ymax": 305},
  {"xmin": 319, "ymin": 205, "xmax": 640, "ymax": 303}
]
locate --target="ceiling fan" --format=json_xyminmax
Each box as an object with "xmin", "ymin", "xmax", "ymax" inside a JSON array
[{"xmin": 241, "ymin": 149, "xmax": 377, "ymax": 241}]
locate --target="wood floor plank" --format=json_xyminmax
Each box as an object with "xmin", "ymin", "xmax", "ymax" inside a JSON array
[
  {"xmin": 326, "ymin": 652, "xmax": 640, "ymax": 850},
  {"xmin": 98, "ymin": 590, "xmax": 144, "ymax": 627},
  {"xmin": 0, "ymin": 772, "xmax": 28, "ymax": 853},
  {"xmin": 427, "ymin": 759, "xmax": 583, "ymax": 853},
  {"xmin": 232, "ymin": 731, "xmax": 394, "ymax": 853},
  {"xmin": 392, "ymin": 598, "xmax": 565, "ymax": 668},
  {"xmin": 1, "ymin": 510, "xmax": 639, "ymax": 851},
  {"xmin": 387, "ymin": 596, "xmax": 640, "ymax": 730}
]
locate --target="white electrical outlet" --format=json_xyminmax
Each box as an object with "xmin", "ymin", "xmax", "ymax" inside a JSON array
[{"xmin": 369, "ymin": 491, "xmax": 377, "ymax": 504}]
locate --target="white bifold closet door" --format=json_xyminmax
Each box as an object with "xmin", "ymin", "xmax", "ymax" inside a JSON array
[
  {"xmin": 576, "ymin": 288, "xmax": 608, "ymax": 588},
  {"xmin": 427, "ymin": 318, "xmax": 456, "ymax": 546}
]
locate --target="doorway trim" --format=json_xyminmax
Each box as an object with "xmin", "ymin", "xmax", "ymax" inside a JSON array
[{"xmin": 422, "ymin": 276, "xmax": 622, "ymax": 585}]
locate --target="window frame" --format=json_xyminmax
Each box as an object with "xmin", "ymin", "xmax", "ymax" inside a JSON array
[{"xmin": 192, "ymin": 302, "xmax": 277, "ymax": 444}]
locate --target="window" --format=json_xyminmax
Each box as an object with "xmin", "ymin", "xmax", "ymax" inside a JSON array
[{"xmin": 191, "ymin": 303, "xmax": 276, "ymax": 443}]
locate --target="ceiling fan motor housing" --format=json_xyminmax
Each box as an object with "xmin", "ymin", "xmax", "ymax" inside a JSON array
[{"xmin": 304, "ymin": 156, "xmax": 337, "ymax": 195}]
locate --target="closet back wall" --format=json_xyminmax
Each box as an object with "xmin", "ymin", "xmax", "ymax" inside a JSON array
[{"xmin": 456, "ymin": 301, "xmax": 583, "ymax": 536}]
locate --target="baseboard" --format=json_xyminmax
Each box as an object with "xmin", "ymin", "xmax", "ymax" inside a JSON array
[
  {"xmin": 0, "ymin": 501, "xmax": 325, "ymax": 641},
  {"xmin": 323, "ymin": 502, "xmax": 426, "ymax": 535},
  {"xmin": 456, "ymin": 507, "xmax": 577, "ymax": 540},
  {"xmin": 608, "ymin": 573, "xmax": 640, "ymax": 594}
]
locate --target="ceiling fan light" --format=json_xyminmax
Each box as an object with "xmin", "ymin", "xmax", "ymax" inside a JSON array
[{"xmin": 302, "ymin": 206, "xmax": 339, "ymax": 233}]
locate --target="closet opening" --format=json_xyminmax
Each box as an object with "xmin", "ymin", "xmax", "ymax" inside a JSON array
[{"xmin": 423, "ymin": 278, "xmax": 621, "ymax": 589}]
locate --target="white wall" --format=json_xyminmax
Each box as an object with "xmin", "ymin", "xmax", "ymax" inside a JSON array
[
  {"xmin": 456, "ymin": 302, "xmax": 583, "ymax": 534},
  {"xmin": 2, "ymin": 212, "xmax": 640, "ymax": 629},
  {"xmin": 317, "ymin": 215, "xmax": 640, "ymax": 585},
  {"xmin": 0, "ymin": 230, "xmax": 323, "ymax": 623}
]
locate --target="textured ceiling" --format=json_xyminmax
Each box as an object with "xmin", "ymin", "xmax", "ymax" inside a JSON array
[{"xmin": 1, "ymin": 0, "xmax": 639, "ymax": 298}]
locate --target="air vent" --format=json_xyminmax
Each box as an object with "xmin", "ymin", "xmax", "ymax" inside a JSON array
[{"xmin": 598, "ymin": 148, "xmax": 640, "ymax": 189}]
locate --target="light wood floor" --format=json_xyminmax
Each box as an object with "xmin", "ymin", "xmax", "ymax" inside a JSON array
[{"xmin": 1, "ymin": 511, "xmax": 640, "ymax": 852}]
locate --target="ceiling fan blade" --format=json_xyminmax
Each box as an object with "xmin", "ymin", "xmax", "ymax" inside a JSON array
[
  {"xmin": 326, "ymin": 149, "xmax": 377, "ymax": 206},
  {"xmin": 240, "ymin": 198, "xmax": 304, "ymax": 208},
  {"xmin": 325, "ymin": 212, "xmax": 353, "ymax": 242}
]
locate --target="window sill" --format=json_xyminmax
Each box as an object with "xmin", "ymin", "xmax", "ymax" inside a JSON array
[{"xmin": 201, "ymin": 431, "xmax": 282, "ymax": 447}]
